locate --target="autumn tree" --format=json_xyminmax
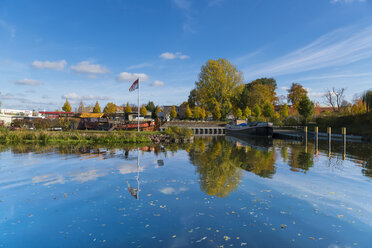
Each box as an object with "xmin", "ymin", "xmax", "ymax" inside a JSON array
[
  {"xmin": 62, "ymin": 99, "xmax": 72, "ymax": 112},
  {"xmin": 170, "ymin": 105, "xmax": 177, "ymax": 119},
  {"xmin": 201, "ymin": 107, "xmax": 206, "ymax": 120},
  {"xmin": 193, "ymin": 58, "xmax": 244, "ymax": 119},
  {"xmin": 238, "ymin": 78, "xmax": 278, "ymax": 109},
  {"xmin": 140, "ymin": 105, "xmax": 148, "ymax": 116},
  {"xmin": 287, "ymin": 83, "xmax": 308, "ymax": 108},
  {"xmin": 233, "ymin": 108, "xmax": 242, "ymax": 119},
  {"xmin": 124, "ymin": 102, "xmax": 132, "ymax": 114},
  {"xmin": 243, "ymin": 106, "xmax": 251, "ymax": 119},
  {"xmin": 252, "ymin": 104, "xmax": 261, "ymax": 118},
  {"xmin": 78, "ymin": 101, "xmax": 85, "ymax": 113},
  {"xmin": 154, "ymin": 106, "xmax": 162, "ymax": 118},
  {"xmin": 213, "ymin": 105, "xmax": 221, "ymax": 120},
  {"xmin": 279, "ymin": 104, "xmax": 289, "ymax": 119},
  {"xmin": 298, "ymin": 96, "xmax": 314, "ymax": 124},
  {"xmin": 185, "ymin": 105, "xmax": 193, "ymax": 119},
  {"xmin": 93, "ymin": 101, "xmax": 101, "ymax": 113},
  {"xmin": 262, "ymin": 102, "xmax": 274, "ymax": 118},
  {"xmin": 103, "ymin": 102, "xmax": 117, "ymax": 115}
]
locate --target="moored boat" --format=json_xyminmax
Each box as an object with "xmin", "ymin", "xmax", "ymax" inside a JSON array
[{"xmin": 226, "ymin": 121, "xmax": 273, "ymax": 137}]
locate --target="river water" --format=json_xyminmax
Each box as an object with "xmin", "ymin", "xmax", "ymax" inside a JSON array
[{"xmin": 1, "ymin": 136, "xmax": 372, "ymax": 247}]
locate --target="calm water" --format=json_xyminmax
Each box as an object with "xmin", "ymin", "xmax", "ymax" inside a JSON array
[{"xmin": 1, "ymin": 137, "xmax": 372, "ymax": 248}]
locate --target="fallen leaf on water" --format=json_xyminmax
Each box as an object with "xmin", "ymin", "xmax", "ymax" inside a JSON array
[
  {"xmin": 224, "ymin": 236, "xmax": 230, "ymax": 241},
  {"xmin": 172, "ymin": 235, "xmax": 176, "ymax": 238},
  {"xmin": 196, "ymin": 236, "xmax": 207, "ymax": 242}
]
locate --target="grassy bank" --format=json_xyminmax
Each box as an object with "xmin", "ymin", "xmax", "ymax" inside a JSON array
[{"xmin": 0, "ymin": 127, "xmax": 193, "ymax": 145}]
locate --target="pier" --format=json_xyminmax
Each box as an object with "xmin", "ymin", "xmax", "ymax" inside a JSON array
[{"xmin": 160, "ymin": 126, "xmax": 226, "ymax": 135}]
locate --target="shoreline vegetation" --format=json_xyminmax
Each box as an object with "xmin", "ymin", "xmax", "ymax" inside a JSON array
[{"xmin": 0, "ymin": 126, "xmax": 193, "ymax": 145}]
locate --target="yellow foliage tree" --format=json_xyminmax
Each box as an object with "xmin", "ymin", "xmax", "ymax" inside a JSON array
[
  {"xmin": 125, "ymin": 102, "xmax": 132, "ymax": 114},
  {"xmin": 62, "ymin": 99, "xmax": 72, "ymax": 112},
  {"xmin": 140, "ymin": 105, "xmax": 148, "ymax": 116}
]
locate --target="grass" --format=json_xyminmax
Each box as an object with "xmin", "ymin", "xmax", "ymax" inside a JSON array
[{"xmin": 0, "ymin": 127, "xmax": 194, "ymax": 145}]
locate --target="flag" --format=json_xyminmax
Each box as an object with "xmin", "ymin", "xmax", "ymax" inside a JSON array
[{"xmin": 129, "ymin": 79, "xmax": 139, "ymax": 92}]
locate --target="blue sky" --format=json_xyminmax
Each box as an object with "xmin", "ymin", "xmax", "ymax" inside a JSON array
[{"xmin": 1, "ymin": 0, "xmax": 372, "ymax": 111}]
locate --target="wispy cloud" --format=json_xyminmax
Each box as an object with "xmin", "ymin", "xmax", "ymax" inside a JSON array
[
  {"xmin": 152, "ymin": 80, "xmax": 164, "ymax": 87},
  {"xmin": 331, "ymin": 0, "xmax": 366, "ymax": 4},
  {"xmin": 127, "ymin": 63, "xmax": 152, "ymax": 70},
  {"xmin": 173, "ymin": 0, "xmax": 191, "ymax": 10},
  {"xmin": 160, "ymin": 52, "xmax": 190, "ymax": 60},
  {"xmin": 116, "ymin": 72, "xmax": 149, "ymax": 82},
  {"xmin": 61, "ymin": 92, "xmax": 112, "ymax": 101},
  {"xmin": 14, "ymin": 78, "xmax": 44, "ymax": 86},
  {"xmin": 32, "ymin": 60, "xmax": 67, "ymax": 71},
  {"xmin": 208, "ymin": 0, "xmax": 224, "ymax": 7},
  {"xmin": 244, "ymin": 23, "xmax": 372, "ymax": 78},
  {"xmin": 70, "ymin": 61, "xmax": 109, "ymax": 75},
  {"xmin": 0, "ymin": 19, "xmax": 15, "ymax": 38}
]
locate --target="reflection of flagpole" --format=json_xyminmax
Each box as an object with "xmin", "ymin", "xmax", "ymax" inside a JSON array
[
  {"xmin": 136, "ymin": 148, "xmax": 140, "ymax": 200},
  {"xmin": 138, "ymin": 78, "xmax": 140, "ymax": 132}
]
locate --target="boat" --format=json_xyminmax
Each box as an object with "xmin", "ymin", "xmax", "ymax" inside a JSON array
[{"xmin": 226, "ymin": 121, "xmax": 273, "ymax": 137}]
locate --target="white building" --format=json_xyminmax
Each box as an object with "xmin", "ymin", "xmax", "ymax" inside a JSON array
[{"xmin": 0, "ymin": 108, "xmax": 35, "ymax": 126}]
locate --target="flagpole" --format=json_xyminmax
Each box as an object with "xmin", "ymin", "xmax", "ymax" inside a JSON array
[{"xmin": 138, "ymin": 78, "xmax": 140, "ymax": 132}]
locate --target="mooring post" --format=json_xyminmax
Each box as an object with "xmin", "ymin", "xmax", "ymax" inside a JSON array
[
  {"xmin": 304, "ymin": 126, "xmax": 308, "ymax": 152},
  {"xmin": 328, "ymin": 127, "xmax": 332, "ymax": 157},
  {"xmin": 342, "ymin": 127, "xmax": 346, "ymax": 160},
  {"xmin": 315, "ymin": 126, "xmax": 319, "ymax": 155}
]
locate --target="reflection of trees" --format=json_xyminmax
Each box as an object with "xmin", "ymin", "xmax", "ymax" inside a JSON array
[
  {"xmin": 286, "ymin": 143, "xmax": 314, "ymax": 172},
  {"xmin": 188, "ymin": 137, "xmax": 276, "ymax": 198},
  {"xmin": 189, "ymin": 138, "xmax": 242, "ymax": 198}
]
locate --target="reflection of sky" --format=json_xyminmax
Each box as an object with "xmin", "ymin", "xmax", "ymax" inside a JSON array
[{"xmin": 1, "ymin": 141, "xmax": 372, "ymax": 247}]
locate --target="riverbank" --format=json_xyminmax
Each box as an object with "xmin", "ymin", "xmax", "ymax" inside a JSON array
[{"xmin": 0, "ymin": 127, "xmax": 193, "ymax": 145}]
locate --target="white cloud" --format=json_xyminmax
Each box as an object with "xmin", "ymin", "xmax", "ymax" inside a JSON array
[
  {"xmin": 116, "ymin": 72, "xmax": 149, "ymax": 82},
  {"xmin": 331, "ymin": 0, "xmax": 365, "ymax": 3},
  {"xmin": 70, "ymin": 61, "xmax": 109, "ymax": 74},
  {"xmin": 152, "ymin": 80, "xmax": 164, "ymax": 87},
  {"xmin": 160, "ymin": 52, "xmax": 190, "ymax": 60},
  {"xmin": 61, "ymin": 92, "xmax": 111, "ymax": 101},
  {"xmin": 14, "ymin": 78, "xmax": 44, "ymax": 86},
  {"xmin": 173, "ymin": 0, "xmax": 191, "ymax": 9},
  {"xmin": 31, "ymin": 60, "xmax": 67, "ymax": 70},
  {"xmin": 244, "ymin": 23, "xmax": 372, "ymax": 78}
]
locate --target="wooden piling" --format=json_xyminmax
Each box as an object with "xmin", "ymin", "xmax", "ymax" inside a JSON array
[
  {"xmin": 328, "ymin": 127, "xmax": 331, "ymax": 157},
  {"xmin": 314, "ymin": 126, "xmax": 319, "ymax": 155},
  {"xmin": 342, "ymin": 127, "xmax": 346, "ymax": 160}
]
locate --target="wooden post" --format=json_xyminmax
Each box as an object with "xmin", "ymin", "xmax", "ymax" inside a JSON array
[
  {"xmin": 328, "ymin": 127, "xmax": 331, "ymax": 157},
  {"xmin": 304, "ymin": 126, "xmax": 308, "ymax": 152},
  {"xmin": 342, "ymin": 127, "xmax": 346, "ymax": 160}
]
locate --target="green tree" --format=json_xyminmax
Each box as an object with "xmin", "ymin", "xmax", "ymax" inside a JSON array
[
  {"xmin": 145, "ymin": 101, "xmax": 156, "ymax": 113},
  {"xmin": 140, "ymin": 105, "xmax": 148, "ymax": 116},
  {"xmin": 213, "ymin": 105, "xmax": 221, "ymax": 120},
  {"xmin": 298, "ymin": 96, "xmax": 314, "ymax": 123},
  {"xmin": 188, "ymin": 89, "xmax": 197, "ymax": 108},
  {"xmin": 185, "ymin": 105, "xmax": 193, "ymax": 119},
  {"xmin": 124, "ymin": 102, "xmax": 132, "ymax": 114},
  {"xmin": 252, "ymin": 104, "xmax": 261, "ymax": 118},
  {"xmin": 193, "ymin": 58, "xmax": 244, "ymax": 119},
  {"xmin": 62, "ymin": 99, "xmax": 72, "ymax": 112},
  {"xmin": 243, "ymin": 106, "xmax": 251, "ymax": 118},
  {"xmin": 279, "ymin": 104, "xmax": 289, "ymax": 119},
  {"xmin": 93, "ymin": 101, "xmax": 101, "ymax": 113},
  {"xmin": 103, "ymin": 102, "xmax": 117, "ymax": 115},
  {"xmin": 170, "ymin": 105, "xmax": 177, "ymax": 119},
  {"xmin": 262, "ymin": 102, "xmax": 274, "ymax": 118},
  {"xmin": 287, "ymin": 83, "xmax": 308, "ymax": 108},
  {"xmin": 362, "ymin": 90, "xmax": 372, "ymax": 112},
  {"xmin": 154, "ymin": 106, "xmax": 162, "ymax": 118}
]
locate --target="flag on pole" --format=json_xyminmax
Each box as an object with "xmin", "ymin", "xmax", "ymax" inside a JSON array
[{"xmin": 129, "ymin": 79, "xmax": 139, "ymax": 92}]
